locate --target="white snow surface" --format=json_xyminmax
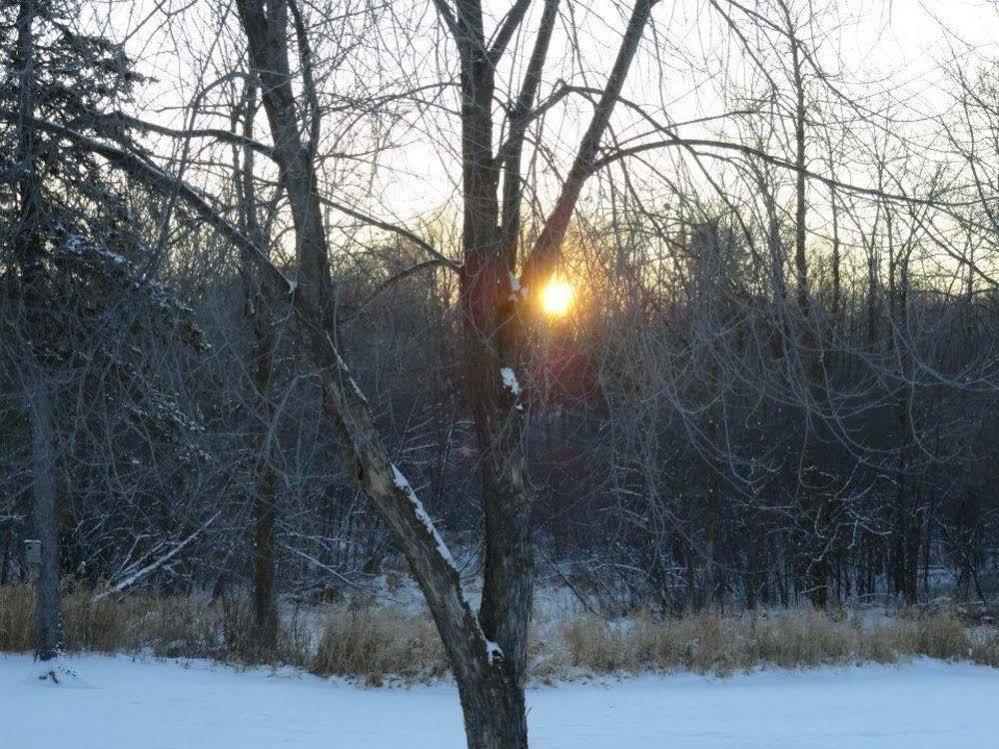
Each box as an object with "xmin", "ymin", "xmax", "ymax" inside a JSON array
[{"xmin": 2, "ymin": 654, "xmax": 997, "ymax": 748}]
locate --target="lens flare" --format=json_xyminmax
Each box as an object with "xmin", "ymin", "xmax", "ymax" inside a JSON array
[{"xmin": 540, "ymin": 275, "xmax": 573, "ymax": 317}]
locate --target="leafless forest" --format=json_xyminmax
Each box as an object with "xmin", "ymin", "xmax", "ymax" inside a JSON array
[{"xmin": 2, "ymin": 0, "xmax": 999, "ymax": 746}]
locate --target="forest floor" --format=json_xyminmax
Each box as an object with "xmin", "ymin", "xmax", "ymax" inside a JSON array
[{"xmin": 1, "ymin": 652, "xmax": 997, "ymax": 748}]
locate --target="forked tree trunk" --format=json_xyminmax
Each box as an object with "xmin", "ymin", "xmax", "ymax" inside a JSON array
[{"xmin": 451, "ymin": 1, "xmax": 656, "ymax": 742}]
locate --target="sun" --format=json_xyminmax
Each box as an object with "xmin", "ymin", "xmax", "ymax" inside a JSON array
[{"xmin": 540, "ymin": 275, "xmax": 573, "ymax": 317}]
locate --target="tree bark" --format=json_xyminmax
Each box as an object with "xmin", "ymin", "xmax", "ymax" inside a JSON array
[
  {"xmin": 233, "ymin": 81, "xmax": 280, "ymax": 655},
  {"xmin": 30, "ymin": 381, "xmax": 61, "ymax": 661},
  {"xmin": 14, "ymin": 0, "xmax": 62, "ymax": 660}
]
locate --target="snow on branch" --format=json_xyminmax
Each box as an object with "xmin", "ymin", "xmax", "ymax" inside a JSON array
[{"xmin": 95, "ymin": 511, "xmax": 221, "ymax": 600}]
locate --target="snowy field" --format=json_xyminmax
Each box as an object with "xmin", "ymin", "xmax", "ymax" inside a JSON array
[{"xmin": 2, "ymin": 654, "xmax": 997, "ymax": 748}]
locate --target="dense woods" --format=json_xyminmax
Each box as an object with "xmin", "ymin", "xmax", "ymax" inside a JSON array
[{"xmin": 2, "ymin": 0, "xmax": 999, "ymax": 746}]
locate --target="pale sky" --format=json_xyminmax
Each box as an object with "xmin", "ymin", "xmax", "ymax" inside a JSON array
[{"xmin": 89, "ymin": 0, "xmax": 999, "ymax": 239}]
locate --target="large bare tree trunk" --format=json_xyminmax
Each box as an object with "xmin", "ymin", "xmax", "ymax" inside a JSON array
[
  {"xmin": 233, "ymin": 82, "xmax": 280, "ymax": 654},
  {"xmin": 237, "ymin": 0, "xmax": 334, "ymax": 338},
  {"xmin": 14, "ymin": 0, "xmax": 62, "ymax": 660},
  {"xmin": 451, "ymin": 1, "xmax": 533, "ymax": 716}
]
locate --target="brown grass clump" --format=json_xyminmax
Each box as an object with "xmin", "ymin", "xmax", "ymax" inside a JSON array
[
  {"xmin": 910, "ymin": 612, "xmax": 970, "ymax": 660},
  {"xmin": 311, "ymin": 606, "xmax": 447, "ymax": 685}
]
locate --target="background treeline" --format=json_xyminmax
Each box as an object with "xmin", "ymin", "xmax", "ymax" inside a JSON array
[{"xmin": 4, "ymin": 209, "xmax": 998, "ymax": 615}]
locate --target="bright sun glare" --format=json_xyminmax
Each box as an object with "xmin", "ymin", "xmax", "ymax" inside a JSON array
[{"xmin": 540, "ymin": 275, "xmax": 573, "ymax": 317}]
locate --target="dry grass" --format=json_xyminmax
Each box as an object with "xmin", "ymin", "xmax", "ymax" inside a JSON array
[
  {"xmin": 0, "ymin": 583, "xmax": 34, "ymax": 651},
  {"xmin": 534, "ymin": 607, "xmax": 998, "ymax": 679},
  {"xmin": 311, "ymin": 606, "xmax": 448, "ymax": 685},
  {"xmin": 1, "ymin": 583, "xmax": 228, "ymax": 657},
  {"xmin": 2, "ymin": 583, "xmax": 997, "ymax": 683}
]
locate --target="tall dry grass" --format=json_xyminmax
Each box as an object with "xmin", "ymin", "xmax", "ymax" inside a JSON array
[
  {"xmin": 1, "ymin": 583, "xmax": 229, "ymax": 657},
  {"xmin": 311, "ymin": 606, "xmax": 447, "ymax": 684},
  {"xmin": 532, "ymin": 608, "xmax": 998, "ymax": 680},
  {"xmin": 0, "ymin": 583, "xmax": 34, "ymax": 651},
  {"xmin": 2, "ymin": 583, "xmax": 997, "ymax": 683}
]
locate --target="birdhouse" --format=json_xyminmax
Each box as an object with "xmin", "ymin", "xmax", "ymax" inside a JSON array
[{"xmin": 24, "ymin": 539, "xmax": 41, "ymax": 565}]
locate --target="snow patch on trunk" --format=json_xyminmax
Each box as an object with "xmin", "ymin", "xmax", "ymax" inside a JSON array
[
  {"xmin": 500, "ymin": 367, "xmax": 524, "ymax": 411},
  {"xmin": 391, "ymin": 464, "xmax": 456, "ymax": 568},
  {"xmin": 486, "ymin": 639, "xmax": 503, "ymax": 666},
  {"xmin": 500, "ymin": 367, "xmax": 520, "ymax": 396},
  {"xmin": 508, "ymin": 272, "xmax": 522, "ymax": 301}
]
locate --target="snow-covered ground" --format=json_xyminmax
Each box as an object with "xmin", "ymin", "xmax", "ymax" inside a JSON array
[{"xmin": 2, "ymin": 654, "xmax": 996, "ymax": 748}]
